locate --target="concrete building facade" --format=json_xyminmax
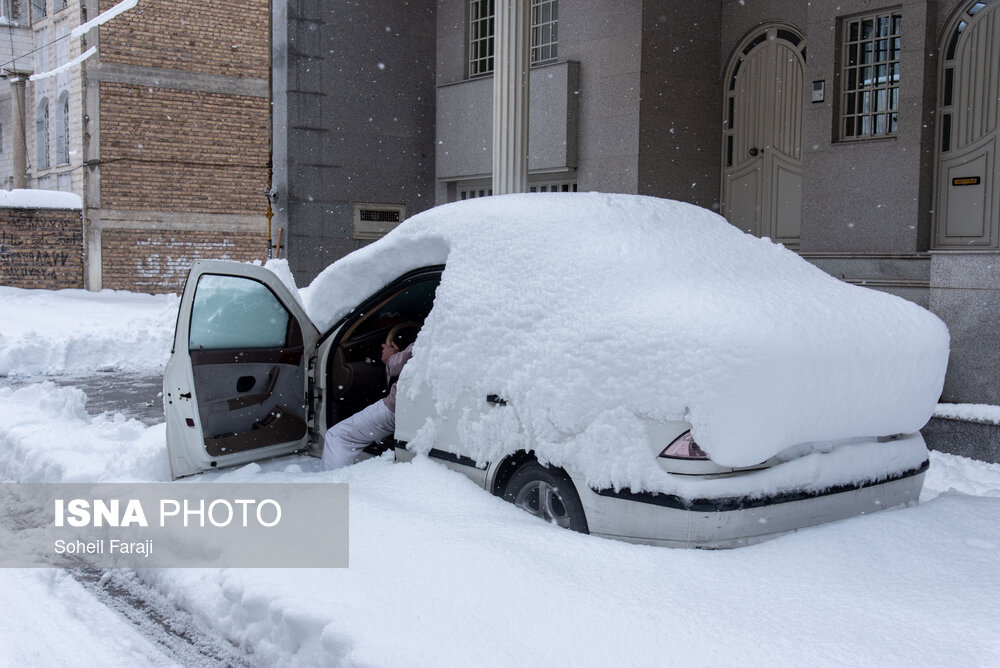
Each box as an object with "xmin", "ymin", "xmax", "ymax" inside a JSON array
[
  {"xmin": 271, "ymin": 0, "xmax": 437, "ymax": 281},
  {"xmin": 278, "ymin": 0, "xmax": 1000, "ymax": 412}
]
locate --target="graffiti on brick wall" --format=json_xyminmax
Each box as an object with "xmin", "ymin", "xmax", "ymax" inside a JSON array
[
  {"xmin": 134, "ymin": 237, "xmax": 240, "ymax": 289},
  {"xmin": 101, "ymin": 230, "xmax": 267, "ymax": 293},
  {"xmin": 0, "ymin": 214, "xmax": 84, "ymax": 289}
]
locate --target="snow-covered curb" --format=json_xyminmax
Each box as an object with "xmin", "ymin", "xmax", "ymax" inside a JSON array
[{"xmin": 934, "ymin": 403, "xmax": 1000, "ymax": 425}]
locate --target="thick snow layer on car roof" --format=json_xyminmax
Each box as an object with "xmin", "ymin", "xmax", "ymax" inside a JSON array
[{"xmin": 299, "ymin": 193, "xmax": 948, "ymax": 476}]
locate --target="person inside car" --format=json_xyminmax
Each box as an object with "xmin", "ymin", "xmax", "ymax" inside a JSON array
[{"xmin": 321, "ymin": 339, "xmax": 414, "ymax": 470}]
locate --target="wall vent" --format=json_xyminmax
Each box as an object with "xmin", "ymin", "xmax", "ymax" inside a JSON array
[{"xmin": 353, "ymin": 203, "xmax": 405, "ymax": 240}]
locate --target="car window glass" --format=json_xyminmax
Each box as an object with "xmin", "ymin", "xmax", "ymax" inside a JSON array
[
  {"xmin": 189, "ymin": 274, "xmax": 290, "ymax": 350},
  {"xmin": 347, "ymin": 279, "xmax": 439, "ymax": 341}
]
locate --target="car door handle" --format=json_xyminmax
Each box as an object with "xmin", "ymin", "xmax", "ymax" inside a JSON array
[
  {"xmin": 486, "ymin": 394, "xmax": 507, "ymax": 406},
  {"xmin": 227, "ymin": 366, "xmax": 280, "ymax": 410}
]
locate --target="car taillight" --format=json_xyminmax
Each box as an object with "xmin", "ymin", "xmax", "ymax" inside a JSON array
[{"xmin": 659, "ymin": 431, "xmax": 709, "ymax": 460}]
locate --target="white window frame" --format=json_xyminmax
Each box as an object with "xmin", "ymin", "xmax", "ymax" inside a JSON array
[
  {"xmin": 839, "ymin": 11, "xmax": 902, "ymax": 140},
  {"xmin": 530, "ymin": 0, "xmax": 557, "ymax": 63},
  {"xmin": 468, "ymin": 0, "xmax": 559, "ymax": 78}
]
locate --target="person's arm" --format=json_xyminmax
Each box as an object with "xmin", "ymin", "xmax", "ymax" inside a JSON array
[{"xmin": 386, "ymin": 342, "xmax": 414, "ymax": 377}]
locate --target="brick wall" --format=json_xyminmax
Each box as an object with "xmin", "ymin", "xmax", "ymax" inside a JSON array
[
  {"xmin": 0, "ymin": 209, "xmax": 84, "ymax": 289},
  {"xmin": 101, "ymin": 229, "xmax": 269, "ymax": 293},
  {"xmin": 99, "ymin": 83, "xmax": 269, "ymax": 214},
  {"xmin": 99, "ymin": 0, "xmax": 269, "ymax": 78}
]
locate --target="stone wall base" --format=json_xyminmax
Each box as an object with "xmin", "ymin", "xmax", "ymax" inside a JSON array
[
  {"xmin": 0, "ymin": 208, "xmax": 84, "ymax": 289},
  {"xmin": 922, "ymin": 418, "xmax": 1000, "ymax": 464}
]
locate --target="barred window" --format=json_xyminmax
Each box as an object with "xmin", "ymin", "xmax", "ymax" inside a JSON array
[
  {"xmin": 840, "ymin": 12, "xmax": 901, "ymax": 139},
  {"xmin": 457, "ymin": 177, "xmax": 577, "ymax": 200},
  {"xmin": 469, "ymin": 0, "xmax": 558, "ymax": 77},
  {"xmin": 531, "ymin": 0, "xmax": 558, "ymax": 63},
  {"xmin": 469, "ymin": 0, "xmax": 495, "ymax": 77}
]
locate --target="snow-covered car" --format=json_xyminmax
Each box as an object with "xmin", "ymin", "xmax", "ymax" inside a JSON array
[{"xmin": 164, "ymin": 193, "xmax": 949, "ymax": 548}]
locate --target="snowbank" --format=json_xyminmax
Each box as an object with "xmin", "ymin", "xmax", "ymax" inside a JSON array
[
  {"xmin": 0, "ymin": 287, "xmax": 176, "ymax": 376},
  {"xmin": 0, "ymin": 383, "xmax": 168, "ymax": 482},
  {"xmin": 0, "ymin": 283, "xmax": 996, "ymax": 668},
  {"xmin": 300, "ymin": 193, "xmax": 949, "ymax": 473},
  {"xmin": 0, "ymin": 374, "xmax": 1000, "ymax": 668},
  {"xmin": 0, "ymin": 189, "xmax": 82, "ymax": 209},
  {"xmin": 0, "ymin": 570, "xmax": 172, "ymax": 666},
  {"xmin": 1, "ymin": 378, "xmax": 999, "ymax": 666}
]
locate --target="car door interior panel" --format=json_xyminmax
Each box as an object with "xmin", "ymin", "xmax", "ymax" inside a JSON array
[
  {"xmin": 190, "ymin": 351, "xmax": 308, "ymax": 455},
  {"xmin": 185, "ymin": 273, "xmax": 310, "ymax": 456}
]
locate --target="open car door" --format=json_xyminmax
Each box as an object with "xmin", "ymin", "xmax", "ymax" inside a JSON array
[{"xmin": 164, "ymin": 260, "xmax": 320, "ymax": 479}]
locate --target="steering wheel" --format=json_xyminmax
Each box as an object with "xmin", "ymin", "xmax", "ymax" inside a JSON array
[{"xmin": 385, "ymin": 320, "xmax": 421, "ymax": 348}]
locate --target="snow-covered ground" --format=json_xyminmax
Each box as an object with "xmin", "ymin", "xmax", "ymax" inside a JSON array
[{"xmin": 2, "ymin": 287, "xmax": 1000, "ymax": 666}]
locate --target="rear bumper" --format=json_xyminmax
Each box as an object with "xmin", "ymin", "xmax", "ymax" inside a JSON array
[{"xmin": 581, "ymin": 460, "xmax": 928, "ymax": 549}]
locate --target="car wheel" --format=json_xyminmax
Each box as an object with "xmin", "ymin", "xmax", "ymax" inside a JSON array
[{"xmin": 503, "ymin": 462, "xmax": 589, "ymax": 534}]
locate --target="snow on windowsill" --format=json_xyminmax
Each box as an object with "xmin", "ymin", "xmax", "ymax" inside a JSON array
[
  {"xmin": 934, "ymin": 403, "xmax": 1000, "ymax": 425},
  {"xmin": 0, "ymin": 189, "xmax": 82, "ymax": 210}
]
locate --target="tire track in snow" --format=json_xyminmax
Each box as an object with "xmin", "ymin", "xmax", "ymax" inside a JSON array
[{"xmin": 72, "ymin": 569, "xmax": 254, "ymax": 668}]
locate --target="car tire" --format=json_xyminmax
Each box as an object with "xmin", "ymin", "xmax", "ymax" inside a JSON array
[{"xmin": 503, "ymin": 461, "xmax": 589, "ymax": 534}]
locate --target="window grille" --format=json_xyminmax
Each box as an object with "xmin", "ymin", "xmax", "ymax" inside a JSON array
[
  {"xmin": 459, "ymin": 187, "xmax": 493, "ymax": 199},
  {"xmin": 353, "ymin": 204, "xmax": 405, "ymax": 240},
  {"xmin": 531, "ymin": 0, "xmax": 558, "ymax": 63},
  {"xmin": 458, "ymin": 179, "xmax": 577, "ymax": 199},
  {"xmin": 469, "ymin": 0, "xmax": 558, "ymax": 77},
  {"xmin": 469, "ymin": 0, "xmax": 495, "ymax": 77},
  {"xmin": 527, "ymin": 181, "xmax": 577, "ymax": 193},
  {"xmin": 840, "ymin": 12, "xmax": 901, "ymax": 140}
]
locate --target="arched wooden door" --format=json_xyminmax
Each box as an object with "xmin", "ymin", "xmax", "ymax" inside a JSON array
[
  {"xmin": 722, "ymin": 26, "xmax": 806, "ymax": 247},
  {"xmin": 934, "ymin": 0, "xmax": 1000, "ymax": 248}
]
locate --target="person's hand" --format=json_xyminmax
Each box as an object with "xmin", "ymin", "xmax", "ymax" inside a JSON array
[{"xmin": 381, "ymin": 341, "xmax": 399, "ymax": 364}]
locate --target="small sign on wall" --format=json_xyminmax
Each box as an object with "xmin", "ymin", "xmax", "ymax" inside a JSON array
[
  {"xmin": 812, "ymin": 80, "xmax": 825, "ymax": 103},
  {"xmin": 952, "ymin": 176, "xmax": 981, "ymax": 187}
]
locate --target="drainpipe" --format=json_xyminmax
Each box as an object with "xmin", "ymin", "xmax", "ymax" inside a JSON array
[{"xmin": 10, "ymin": 75, "xmax": 27, "ymax": 188}]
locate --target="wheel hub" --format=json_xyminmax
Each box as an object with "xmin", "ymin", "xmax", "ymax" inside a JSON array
[{"xmin": 513, "ymin": 480, "xmax": 570, "ymax": 528}]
